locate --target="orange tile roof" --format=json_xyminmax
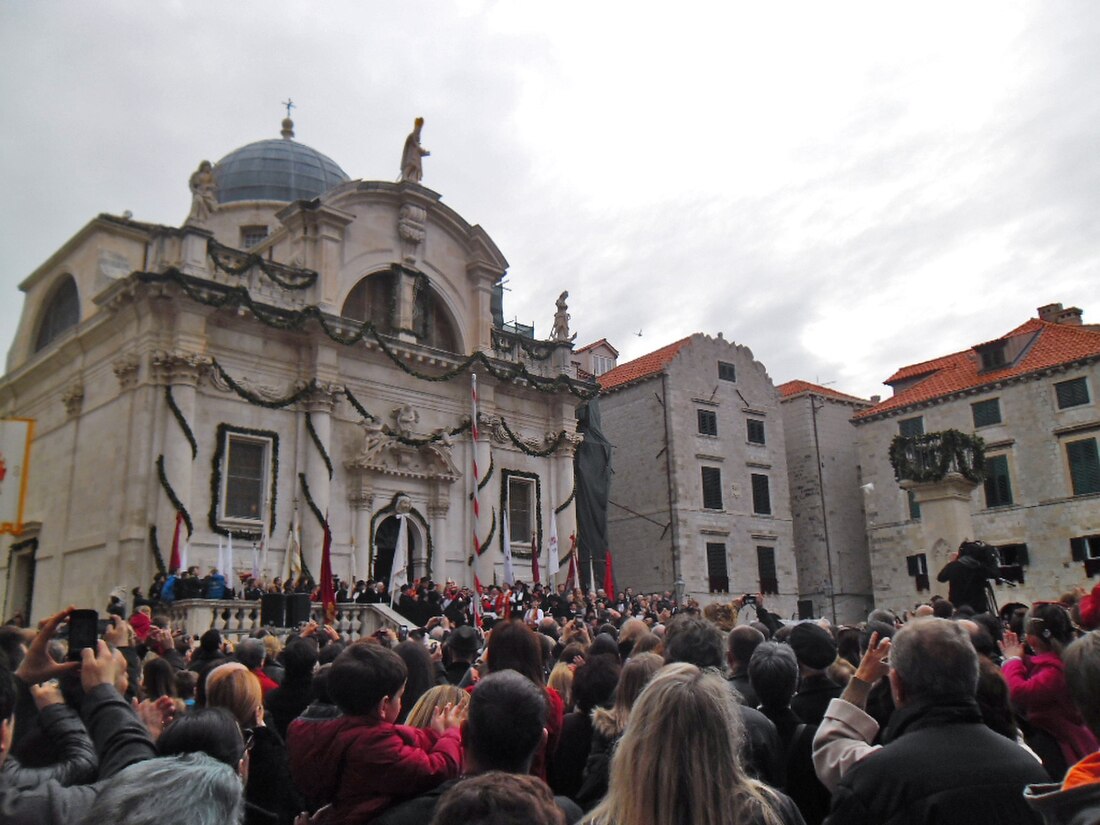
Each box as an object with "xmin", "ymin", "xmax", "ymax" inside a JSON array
[
  {"xmin": 597, "ymin": 336, "xmax": 693, "ymax": 391},
  {"xmin": 778, "ymin": 380, "xmax": 871, "ymax": 406},
  {"xmin": 854, "ymin": 317, "xmax": 1100, "ymax": 421}
]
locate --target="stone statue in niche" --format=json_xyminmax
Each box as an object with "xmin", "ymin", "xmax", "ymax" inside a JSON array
[
  {"xmin": 187, "ymin": 160, "xmax": 218, "ymax": 224},
  {"xmin": 551, "ymin": 290, "xmax": 577, "ymax": 343},
  {"xmin": 400, "ymin": 117, "xmax": 430, "ymax": 184}
]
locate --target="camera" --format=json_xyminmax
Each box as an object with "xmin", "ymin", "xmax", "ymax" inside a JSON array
[{"xmin": 742, "ymin": 594, "xmax": 757, "ymax": 606}]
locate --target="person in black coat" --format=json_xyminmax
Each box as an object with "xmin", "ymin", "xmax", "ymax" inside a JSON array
[
  {"xmin": 822, "ymin": 618, "xmax": 1048, "ymax": 825},
  {"xmin": 263, "ymin": 637, "xmax": 318, "ymax": 741},
  {"xmin": 789, "ymin": 624, "xmax": 842, "ymax": 727}
]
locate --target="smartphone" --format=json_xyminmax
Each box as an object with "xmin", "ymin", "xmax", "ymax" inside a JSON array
[
  {"xmin": 67, "ymin": 609, "xmax": 99, "ymax": 661},
  {"xmin": 398, "ymin": 625, "xmax": 409, "ymax": 642}
]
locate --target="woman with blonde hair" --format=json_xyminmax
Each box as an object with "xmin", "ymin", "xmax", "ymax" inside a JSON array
[
  {"xmin": 204, "ymin": 662, "xmax": 303, "ymax": 823},
  {"xmin": 583, "ymin": 663, "xmax": 803, "ymax": 825},
  {"xmin": 548, "ymin": 661, "xmax": 575, "ymax": 711},
  {"xmin": 404, "ymin": 684, "xmax": 470, "ymax": 729}
]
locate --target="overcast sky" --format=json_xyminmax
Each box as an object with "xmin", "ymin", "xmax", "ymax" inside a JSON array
[{"xmin": 2, "ymin": 2, "xmax": 1098, "ymax": 399}]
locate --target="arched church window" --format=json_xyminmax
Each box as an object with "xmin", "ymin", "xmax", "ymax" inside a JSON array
[
  {"xmin": 341, "ymin": 271, "xmax": 395, "ymax": 335},
  {"xmin": 412, "ymin": 279, "xmax": 459, "ymax": 354},
  {"xmin": 33, "ymin": 275, "xmax": 80, "ymax": 353}
]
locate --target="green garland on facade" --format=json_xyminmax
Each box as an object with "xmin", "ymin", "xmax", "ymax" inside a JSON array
[
  {"xmin": 136, "ymin": 269, "xmax": 599, "ymax": 400},
  {"xmin": 343, "ymin": 385, "xmax": 379, "ymax": 422},
  {"xmin": 305, "ymin": 412, "xmax": 334, "ymax": 480},
  {"xmin": 208, "ymin": 239, "xmax": 319, "ymax": 290},
  {"xmin": 498, "ymin": 418, "xmax": 568, "ymax": 457},
  {"xmin": 490, "ymin": 328, "xmax": 557, "ymax": 361},
  {"xmin": 149, "ymin": 525, "xmax": 166, "ymax": 575},
  {"xmin": 554, "ymin": 478, "xmax": 576, "ymax": 515},
  {"xmin": 391, "ymin": 419, "xmax": 472, "ymax": 448},
  {"xmin": 478, "ymin": 454, "xmax": 495, "ymax": 491},
  {"xmin": 165, "ymin": 386, "xmax": 198, "ymax": 460},
  {"xmin": 889, "ymin": 429, "xmax": 986, "ymax": 484},
  {"xmin": 208, "ymin": 424, "xmax": 279, "ymax": 540},
  {"xmin": 475, "ymin": 508, "xmax": 497, "ymax": 558},
  {"xmin": 210, "ymin": 359, "xmax": 317, "ymax": 409},
  {"xmin": 156, "ymin": 454, "xmax": 194, "ymax": 537}
]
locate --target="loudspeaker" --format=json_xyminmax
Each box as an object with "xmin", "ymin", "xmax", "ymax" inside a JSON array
[
  {"xmin": 287, "ymin": 593, "xmax": 312, "ymax": 626},
  {"xmin": 261, "ymin": 593, "xmax": 287, "ymax": 627},
  {"xmin": 797, "ymin": 599, "xmax": 815, "ymax": 621}
]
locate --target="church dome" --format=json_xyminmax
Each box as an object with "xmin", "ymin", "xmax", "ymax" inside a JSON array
[{"xmin": 213, "ymin": 119, "xmax": 349, "ymax": 204}]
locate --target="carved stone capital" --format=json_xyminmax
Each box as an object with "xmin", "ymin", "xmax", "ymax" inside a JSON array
[
  {"xmin": 348, "ymin": 489, "xmax": 374, "ymax": 510},
  {"xmin": 150, "ymin": 349, "xmax": 208, "ymax": 386},
  {"xmin": 304, "ymin": 382, "xmax": 342, "ymax": 413},
  {"xmin": 61, "ymin": 381, "xmax": 85, "ymax": 417},
  {"xmin": 427, "ymin": 501, "xmax": 450, "ymax": 519},
  {"xmin": 112, "ymin": 354, "xmax": 141, "ymax": 390}
]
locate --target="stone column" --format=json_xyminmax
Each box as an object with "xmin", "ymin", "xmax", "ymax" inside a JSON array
[
  {"xmin": 902, "ymin": 472, "xmax": 980, "ymax": 558},
  {"xmin": 427, "ymin": 499, "xmax": 450, "ymax": 582},
  {"xmin": 301, "ymin": 385, "xmax": 339, "ymax": 581},
  {"xmin": 349, "ymin": 488, "xmax": 374, "ymax": 584},
  {"xmin": 550, "ymin": 432, "xmax": 582, "ymax": 588},
  {"xmin": 151, "ymin": 350, "xmax": 206, "ymax": 568}
]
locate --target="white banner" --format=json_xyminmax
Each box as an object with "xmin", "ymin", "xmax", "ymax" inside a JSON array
[{"xmin": 0, "ymin": 418, "xmax": 34, "ymax": 535}]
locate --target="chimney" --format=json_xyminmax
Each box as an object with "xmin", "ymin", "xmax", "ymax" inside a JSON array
[{"xmin": 1038, "ymin": 302, "xmax": 1084, "ymax": 325}]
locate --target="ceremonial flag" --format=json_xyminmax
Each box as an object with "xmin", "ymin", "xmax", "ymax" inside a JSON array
[
  {"xmin": 565, "ymin": 534, "xmax": 578, "ymax": 592},
  {"xmin": 226, "ymin": 532, "xmax": 234, "ymax": 580},
  {"xmin": 285, "ymin": 509, "xmax": 302, "ymax": 583},
  {"xmin": 547, "ymin": 514, "xmax": 560, "ymax": 584},
  {"xmin": 389, "ymin": 515, "xmax": 408, "ymax": 608},
  {"xmin": 216, "ymin": 535, "xmax": 225, "ymax": 576},
  {"xmin": 531, "ymin": 531, "xmax": 540, "ymax": 585},
  {"xmin": 259, "ymin": 522, "xmax": 269, "ymax": 580},
  {"xmin": 251, "ymin": 544, "xmax": 260, "ymax": 580},
  {"xmin": 180, "ymin": 534, "xmax": 189, "ymax": 573},
  {"xmin": 603, "ymin": 549, "xmax": 615, "ymax": 596},
  {"xmin": 0, "ymin": 417, "xmax": 33, "ymax": 536},
  {"xmin": 502, "ymin": 509, "xmax": 515, "ymax": 585},
  {"xmin": 320, "ymin": 521, "xmax": 335, "ymax": 623},
  {"xmin": 169, "ymin": 511, "xmax": 183, "ymax": 572}
]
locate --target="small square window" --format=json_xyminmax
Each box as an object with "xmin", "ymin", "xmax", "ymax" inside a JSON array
[
  {"xmin": 1071, "ymin": 535, "xmax": 1100, "ymax": 561},
  {"xmin": 983, "ymin": 454, "xmax": 1013, "ymax": 508},
  {"xmin": 1056, "ymin": 377, "xmax": 1090, "ymax": 409},
  {"xmin": 706, "ymin": 542, "xmax": 729, "ymax": 593},
  {"xmin": 746, "ymin": 419, "xmax": 766, "ymax": 445},
  {"xmin": 1066, "ymin": 438, "xmax": 1100, "ymax": 496},
  {"xmin": 906, "ymin": 553, "xmax": 930, "ymax": 591},
  {"xmin": 701, "ymin": 466, "xmax": 723, "ymax": 510},
  {"xmin": 907, "ymin": 490, "xmax": 921, "ymax": 521},
  {"xmin": 898, "ymin": 416, "xmax": 924, "ymax": 437},
  {"xmin": 697, "ymin": 409, "xmax": 718, "ymax": 436},
  {"xmin": 971, "ymin": 398, "xmax": 1002, "ymax": 428},
  {"xmin": 718, "ymin": 361, "xmax": 737, "ymax": 382},
  {"xmin": 240, "ymin": 225, "xmax": 269, "ymax": 249},
  {"xmin": 750, "ymin": 473, "xmax": 771, "ymax": 515}
]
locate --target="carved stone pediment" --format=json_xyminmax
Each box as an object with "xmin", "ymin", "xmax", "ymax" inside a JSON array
[{"xmin": 346, "ymin": 420, "xmax": 461, "ymax": 482}]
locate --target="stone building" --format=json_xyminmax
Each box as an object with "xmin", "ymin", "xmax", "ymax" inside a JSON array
[
  {"xmin": 778, "ymin": 380, "xmax": 874, "ymax": 624},
  {"xmin": 852, "ymin": 303, "xmax": 1100, "ymax": 614},
  {"xmin": 596, "ymin": 333, "xmax": 797, "ymax": 614},
  {"xmin": 0, "ymin": 115, "xmax": 593, "ymax": 622}
]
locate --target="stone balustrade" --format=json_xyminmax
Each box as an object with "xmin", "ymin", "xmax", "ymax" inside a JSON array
[{"xmin": 164, "ymin": 599, "xmax": 408, "ymax": 640}]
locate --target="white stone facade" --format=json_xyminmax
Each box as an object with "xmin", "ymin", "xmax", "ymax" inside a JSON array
[
  {"xmin": 598, "ymin": 334, "xmax": 798, "ymax": 615},
  {"xmin": 0, "ymin": 134, "xmax": 591, "ymax": 623},
  {"xmin": 779, "ymin": 385, "xmax": 874, "ymax": 623}
]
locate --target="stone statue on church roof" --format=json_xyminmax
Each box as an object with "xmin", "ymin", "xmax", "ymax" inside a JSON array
[
  {"xmin": 400, "ymin": 117, "xmax": 430, "ymax": 184},
  {"xmin": 186, "ymin": 160, "xmax": 218, "ymax": 225},
  {"xmin": 551, "ymin": 290, "xmax": 577, "ymax": 343}
]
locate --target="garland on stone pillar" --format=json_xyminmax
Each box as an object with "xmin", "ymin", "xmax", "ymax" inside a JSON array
[
  {"xmin": 165, "ymin": 386, "xmax": 198, "ymax": 460},
  {"xmin": 305, "ymin": 412, "xmax": 334, "ymax": 480},
  {"xmin": 156, "ymin": 454, "xmax": 194, "ymax": 537}
]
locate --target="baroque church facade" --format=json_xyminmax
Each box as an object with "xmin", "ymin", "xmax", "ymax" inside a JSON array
[{"xmin": 1, "ymin": 116, "xmax": 593, "ymax": 621}]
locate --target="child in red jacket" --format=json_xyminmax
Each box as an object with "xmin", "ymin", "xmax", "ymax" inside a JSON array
[{"xmin": 288, "ymin": 642, "xmax": 463, "ymax": 824}]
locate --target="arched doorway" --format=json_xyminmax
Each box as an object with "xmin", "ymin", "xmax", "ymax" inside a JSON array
[{"xmin": 372, "ymin": 515, "xmax": 422, "ymax": 587}]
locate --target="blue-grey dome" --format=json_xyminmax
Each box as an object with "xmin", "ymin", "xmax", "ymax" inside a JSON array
[{"xmin": 213, "ymin": 135, "xmax": 350, "ymax": 204}]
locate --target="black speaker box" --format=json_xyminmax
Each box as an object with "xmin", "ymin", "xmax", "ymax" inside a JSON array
[
  {"xmin": 287, "ymin": 593, "xmax": 312, "ymax": 626},
  {"xmin": 261, "ymin": 593, "xmax": 287, "ymax": 627}
]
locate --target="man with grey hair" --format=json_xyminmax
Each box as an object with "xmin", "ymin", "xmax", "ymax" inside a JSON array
[
  {"xmin": 818, "ymin": 618, "xmax": 1047, "ymax": 825},
  {"xmin": 1025, "ymin": 630, "xmax": 1100, "ymax": 823},
  {"xmin": 80, "ymin": 752, "xmax": 243, "ymax": 825}
]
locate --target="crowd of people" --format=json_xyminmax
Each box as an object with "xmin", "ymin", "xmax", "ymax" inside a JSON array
[{"xmin": 1, "ymin": 563, "xmax": 1099, "ymax": 825}]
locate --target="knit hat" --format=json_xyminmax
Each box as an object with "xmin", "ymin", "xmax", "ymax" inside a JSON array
[{"xmin": 788, "ymin": 623, "xmax": 836, "ymax": 670}]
